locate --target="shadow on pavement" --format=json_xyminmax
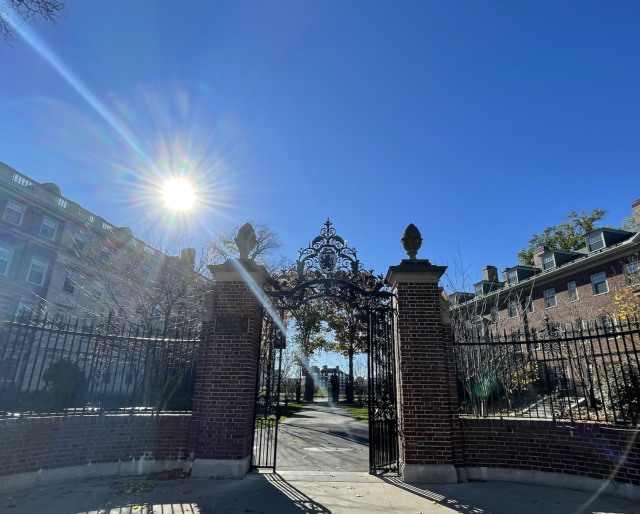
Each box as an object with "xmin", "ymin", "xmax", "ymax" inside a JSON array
[
  {"xmin": 280, "ymin": 423, "xmax": 369, "ymax": 446},
  {"xmin": 264, "ymin": 474, "xmax": 332, "ymax": 513}
]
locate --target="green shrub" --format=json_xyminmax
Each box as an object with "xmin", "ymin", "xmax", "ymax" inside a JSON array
[{"xmin": 597, "ymin": 359, "xmax": 640, "ymax": 424}]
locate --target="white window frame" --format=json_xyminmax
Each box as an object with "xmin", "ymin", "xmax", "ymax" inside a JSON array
[
  {"xmin": 542, "ymin": 254, "xmax": 555, "ymax": 270},
  {"xmin": 587, "ymin": 233, "xmax": 604, "ymax": 252},
  {"xmin": 591, "ymin": 272, "xmax": 609, "ymax": 296},
  {"xmin": 544, "ymin": 288, "xmax": 557, "ymax": 308},
  {"xmin": 72, "ymin": 233, "xmax": 86, "ymax": 252},
  {"xmin": 490, "ymin": 306, "xmax": 500, "ymax": 323},
  {"xmin": 507, "ymin": 299, "xmax": 518, "ymax": 318},
  {"xmin": 62, "ymin": 271, "xmax": 77, "ymax": 294},
  {"xmin": 3, "ymin": 199, "xmax": 26, "ymax": 226},
  {"xmin": 0, "ymin": 244, "xmax": 14, "ymax": 276},
  {"xmin": 474, "ymin": 284, "xmax": 483, "ymax": 296},
  {"xmin": 624, "ymin": 261, "xmax": 640, "ymax": 285},
  {"xmin": 567, "ymin": 281, "xmax": 579, "ymax": 302},
  {"xmin": 525, "ymin": 295, "xmax": 534, "ymax": 313},
  {"xmin": 26, "ymin": 256, "xmax": 48, "ymax": 286},
  {"xmin": 506, "ymin": 270, "xmax": 518, "ymax": 285},
  {"xmin": 39, "ymin": 216, "xmax": 58, "ymax": 240}
]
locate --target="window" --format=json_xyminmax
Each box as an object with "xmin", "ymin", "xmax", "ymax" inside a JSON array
[
  {"xmin": 625, "ymin": 261, "xmax": 640, "ymax": 285},
  {"xmin": 474, "ymin": 284, "xmax": 483, "ymax": 295},
  {"xmin": 490, "ymin": 306, "xmax": 500, "ymax": 323},
  {"xmin": 62, "ymin": 272, "xmax": 77, "ymax": 294},
  {"xmin": 72, "ymin": 233, "xmax": 85, "ymax": 252},
  {"xmin": 567, "ymin": 281, "xmax": 579, "ymax": 302},
  {"xmin": 598, "ymin": 314, "xmax": 614, "ymax": 335},
  {"xmin": 39, "ymin": 217, "xmax": 57, "ymax": 239},
  {"xmin": 144, "ymin": 246, "xmax": 155, "ymax": 256},
  {"xmin": 507, "ymin": 299, "xmax": 518, "ymax": 318},
  {"xmin": 506, "ymin": 270, "xmax": 517, "ymax": 284},
  {"xmin": 587, "ymin": 233, "xmax": 604, "ymax": 252},
  {"xmin": 99, "ymin": 246, "xmax": 110, "ymax": 262},
  {"xmin": 472, "ymin": 319, "xmax": 485, "ymax": 342},
  {"xmin": 542, "ymin": 254, "xmax": 555, "ymax": 270},
  {"xmin": 3, "ymin": 200, "xmax": 25, "ymax": 225},
  {"xmin": 0, "ymin": 244, "xmax": 13, "ymax": 275},
  {"xmin": 544, "ymin": 288, "xmax": 557, "ymax": 308},
  {"xmin": 27, "ymin": 257, "xmax": 48, "ymax": 285},
  {"xmin": 525, "ymin": 295, "xmax": 534, "ymax": 313},
  {"xmin": 141, "ymin": 265, "xmax": 151, "ymax": 279},
  {"xmin": 591, "ymin": 272, "xmax": 609, "ymax": 295}
]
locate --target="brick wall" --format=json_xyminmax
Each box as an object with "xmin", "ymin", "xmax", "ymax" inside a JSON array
[
  {"xmin": 461, "ymin": 418, "xmax": 640, "ymax": 485},
  {"xmin": 0, "ymin": 414, "xmax": 194, "ymax": 477},
  {"xmin": 193, "ymin": 279, "xmax": 261, "ymax": 462},
  {"xmin": 395, "ymin": 281, "xmax": 456, "ymax": 466}
]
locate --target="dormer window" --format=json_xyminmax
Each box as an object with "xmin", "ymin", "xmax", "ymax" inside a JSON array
[
  {"xmin": 542, "ymin": 254, "xmax": 555, "ymax": 270},
  {"xmin": 587, "ymin": 233, "xmax": 604, "ymax": 252},
  {"xmin": 506, "ymin": 270, "xmax": 517, "ymax": 284},
  {"xmin": 474, "ymin": 284, "xmax": 483, "ymax": 295}
]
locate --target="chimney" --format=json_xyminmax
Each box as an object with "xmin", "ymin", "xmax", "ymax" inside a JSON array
[
  {"xmin": 533, "ymin": 246, "xmax": 549, "ymax": 268},
  {"xmin": 483, "ymin": 265, "xmax": 499, "ymax": 283},
  {"xmin": 180, "ymin": 248, "xmax": 196, "ymax": 267},
  {"xmin": 632, "ymin": 198, "xmax": 640, "ymax": 227}
]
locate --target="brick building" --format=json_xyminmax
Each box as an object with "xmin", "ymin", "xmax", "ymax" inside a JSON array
[
  {"xmin": 450, "ymin": 198, "xmax": 640, "ymax": 336},
  {"xmin": 0, "ymin": 160, "xmax": 204, "ymax": 327},
  {"xmin": 314, "ymin": 364, "xmax": 348, "ymax": 395}
]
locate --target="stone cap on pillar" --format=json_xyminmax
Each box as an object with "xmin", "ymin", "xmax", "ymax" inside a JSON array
[
  {"xmin": 208, "ymin": 258, "xmax": 271, "ymax": 285},
  {"xmin": 385, "ymin": 259, "xmax": 448, "ymax": 286}
]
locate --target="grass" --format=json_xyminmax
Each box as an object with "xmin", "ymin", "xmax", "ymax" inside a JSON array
[
  {"xmin": 278, "ymin": 403, "xmax": 305, "ymax": 422},
  {"xmin": 341, "ymin": 402, "xmax": 369, "ymax": 423}
]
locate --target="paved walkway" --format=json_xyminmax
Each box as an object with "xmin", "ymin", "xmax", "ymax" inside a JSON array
[
  {"xmin": 2, "ymin": 473, "xmax": 639, "ymax": 514},
  {"xmin": 276, "ymin": 400, "xmax": 369, "ymax": 472}
]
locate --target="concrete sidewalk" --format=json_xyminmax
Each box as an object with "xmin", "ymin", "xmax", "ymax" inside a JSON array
[{"xmin": 0, "ymin": 471, "xmax": 638, "ymax": 514}]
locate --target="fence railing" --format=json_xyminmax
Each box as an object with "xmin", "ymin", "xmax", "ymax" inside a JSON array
[
  {"xmin": 453, "ymin": 316, "xmax": 640, "ymax": 424},
  {"xmin": 0, "ymin": 312, "xmax": 199, "ymax": 417}
]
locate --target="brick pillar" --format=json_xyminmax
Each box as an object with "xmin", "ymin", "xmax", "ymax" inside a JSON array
[
  {"xmin": 386, "ymin": 256, "xmax": 461, "ymax": 484},
  {"xmin": 191, "ymin": 258, "xmax": 269, "ymax": 479}
]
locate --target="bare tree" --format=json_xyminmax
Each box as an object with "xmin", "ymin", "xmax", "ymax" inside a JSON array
[
  {"xmin": 58, "ymin": 224, "xmax": 209, "ymax": 335},
  {"xmin": 1, "ymin": 0, "xmax": 65, "ymax": 44},
  {"xmin": 206, "ymin": 221, "xmax": 292, "ymax": 274}
]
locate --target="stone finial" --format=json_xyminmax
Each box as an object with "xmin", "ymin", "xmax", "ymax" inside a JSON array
[
  {"xmin": 235, "ymin": 223, "xmax": 257, "ymax": 259},
  {"xmin": 401, "ymin": 223, "xmax": 423, "ymax": 260}
]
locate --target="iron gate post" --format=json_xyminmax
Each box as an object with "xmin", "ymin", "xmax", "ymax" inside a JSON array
[
  {"xmin": 191, "ymin": 257, "xmax": 270, "ymax": 479},
  {"xmin": 385, "ymin": 224, "xmax": 462, "ymax": 484}
]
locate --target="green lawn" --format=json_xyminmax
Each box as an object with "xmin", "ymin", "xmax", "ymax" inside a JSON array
[
  {"xmin": 278, "ymin": 403, "xmax": 305, "ymax": 422},
  {"xmin": 341, "ymin": 403, "xmax": 368, "ymax": 423}
]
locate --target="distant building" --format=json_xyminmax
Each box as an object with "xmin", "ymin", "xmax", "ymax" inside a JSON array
[
  {"xmin": 450, "ymin": 198, "xmax": 640, "ymax": 337},
  {"xmin": 316, "ymin": 365, "xmax": 347, "ymax": 395},
  {"xmin": 0, "ymin": 161, "xmax": 203, "ymax": 327}
]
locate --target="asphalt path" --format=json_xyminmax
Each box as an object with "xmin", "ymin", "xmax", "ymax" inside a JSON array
[{"xmin": 276, "ymin": 399, "xmax": 369, "ymax": 472}]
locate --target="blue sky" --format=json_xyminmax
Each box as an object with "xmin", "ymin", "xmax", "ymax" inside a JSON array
[{"xmin": 1, "ymin": 1, "xmax": 640, "ymax": 290}]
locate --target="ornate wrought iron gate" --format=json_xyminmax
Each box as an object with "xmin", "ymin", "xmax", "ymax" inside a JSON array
[
  {"xmin": 251, "ymin": 312, "xmax": 284, "ymax": 470},
  {"xmin": 368, "ymin": 307, "xmax": 399, "ymax": 473},
  {"xmin": 251, "ymin": 220, "xmax": 399, "ymax": 474}
]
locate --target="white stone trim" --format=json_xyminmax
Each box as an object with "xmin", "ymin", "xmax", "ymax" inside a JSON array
[{"xmin": 464, "ymin": 466, "xmax": 640, "ymax": 502}]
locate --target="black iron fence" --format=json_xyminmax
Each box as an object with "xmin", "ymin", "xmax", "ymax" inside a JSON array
[
  {"xmin": 0, "ymin": 312, "xmax": 199, "ymax": 417},
  {"xmin": 453, "ymin": 316, "xmax": 640, "ymax": 424}
]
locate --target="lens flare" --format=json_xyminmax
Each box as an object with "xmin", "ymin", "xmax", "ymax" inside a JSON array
[{"xmin": 163, "ymin": 178, "xmax": 195, "ymax": 210}]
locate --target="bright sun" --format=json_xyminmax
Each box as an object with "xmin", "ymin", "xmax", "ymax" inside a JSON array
[{"xmin": 163, "ymin": 178, "xmax": 195, "ymax": 210}]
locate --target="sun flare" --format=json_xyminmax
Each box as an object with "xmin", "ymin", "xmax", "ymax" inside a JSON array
[{"xmin": 163, "ymin": 178, "xmax": 195, "ymax": 210}]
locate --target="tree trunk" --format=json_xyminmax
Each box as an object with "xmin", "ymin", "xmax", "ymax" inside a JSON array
[
  {"xmin": 304, "ymin": 368, "xmax": 315, "ymax": 402},
  {"xmin": 346, "ymin": 345, "xmax": 354, "ymax": 404}
]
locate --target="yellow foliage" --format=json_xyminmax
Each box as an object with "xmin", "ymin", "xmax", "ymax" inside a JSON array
[{"xmin": 611, "ymin": 286, "xmax": 640, "ymax": 319}]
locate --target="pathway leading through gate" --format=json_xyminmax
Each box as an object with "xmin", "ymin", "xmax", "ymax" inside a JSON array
[{"xmin": 275, "ymin": 399, "xmax": 369, "ymax": 473}]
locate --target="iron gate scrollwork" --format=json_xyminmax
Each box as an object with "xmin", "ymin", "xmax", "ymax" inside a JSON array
[{"xmin": 251, "ymin": 220, "xmax": 399, "ymax": 474}]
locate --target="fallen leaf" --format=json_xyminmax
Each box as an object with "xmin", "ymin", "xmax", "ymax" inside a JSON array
[{"xmin": 355, "ymin": 493, "xmax": 363, "ymax": 497}]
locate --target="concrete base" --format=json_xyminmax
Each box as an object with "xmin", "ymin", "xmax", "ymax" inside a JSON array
[
  {"xmin": 402, "ymin": 464, "xmax": 458, "ymax": 484},
  {"xmin": 191, "ymin": 455, "xmax": 251, "ymax": 479},
  {"xmin": 0, "ymin": 458, "xmax": 189, "ymax": 494},
  {"xmin": 465, "ymin": 467, "xmax": 640, "ymax": 502}
]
